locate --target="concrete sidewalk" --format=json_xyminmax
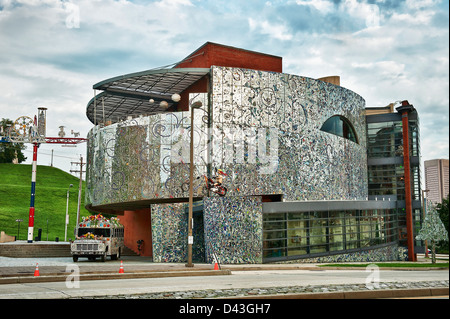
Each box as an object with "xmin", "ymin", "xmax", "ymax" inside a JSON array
[
  {"xmin": 0, "ymin": 256, "xmax": 230, "ymax": 284},
  {"xmin": 0, "ymin": 255, "xmax": 448, "ymax": 299},
  {"xmin": 0, "ymin": 253, "xmax": 448, "ymax": 284}
]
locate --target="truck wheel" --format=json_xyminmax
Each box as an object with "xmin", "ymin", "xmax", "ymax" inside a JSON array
[
  {"xmin": 73, "ymin": 255, "xmax": 78, "ymax": 262},
  {"xmin": 111, "ymin": 249, "xmax": 119, "ymax": 260},
  {"xmin": 101, "ymin": 254, "xmax": 106, "ymax": 262}
]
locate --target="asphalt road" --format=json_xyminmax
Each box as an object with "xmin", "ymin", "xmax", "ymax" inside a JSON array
[{"xmin": 0, "ymin": 268, "xmax": 447, "ymax": 299}]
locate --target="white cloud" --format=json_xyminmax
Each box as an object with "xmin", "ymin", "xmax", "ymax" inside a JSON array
[
  {"xmin": 296, "ymin": 0, "xmax": 334, "ymax": 14},
  {"xmin": 405, "ymin": 0, "xmax": 441, "ymax": 10},
  {"xmin": 340, "ymin": 0, "xmax": 382, "ymax": 28},
  {"xmin": 248, "ymin": 18, "xmax": 293, "ymax": 41},
  {"xmin": 0, "ymin": 0, "xmax": 448, "ymax": 173},
  {"xmin": 155, "ymin": 0, "xmax": 194, "ymax": 7}
]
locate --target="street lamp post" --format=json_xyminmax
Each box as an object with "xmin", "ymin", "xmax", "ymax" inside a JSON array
[
  {"xmin": 65, "ymin": 184, "xmax": 73, "ymax": 242},
  {"xmin": 186, "ymin": 101, "xmax": 202, "ymax": 268},
  {"xmin": 422, "ymin": 189, "xmax": 430, "ymax": 258}
]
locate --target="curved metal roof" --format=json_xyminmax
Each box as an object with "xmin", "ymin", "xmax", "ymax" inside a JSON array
[{"xmin": 86, "ymin": 67, "xmax": 210, "ymax": 125}]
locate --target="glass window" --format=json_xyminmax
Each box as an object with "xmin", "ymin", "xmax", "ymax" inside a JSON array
[
  {"xmin": 320, "ymin": 115, "xmax": 358, "ymax": 143},
  {"xmin": 263, "ymin": 213, "xmax": 286, "ymax": 258},
  {"xmin": 263, "ymin": 246, "xmax": 286, "ymax": 258},
  {"xmin": 310, "ymin": 212, "xmax": 327, "ymax": 253},
  {"xmin": 262, "ymin": 208, "xmax": 399, "ymax": 261},
  {"xmin": 359, "ymin": 210, "xmax": 372, "ymax": 247},
  {"xmin": 77, "ymin": 228, "xmax": 110, "ymax": 237},
  {"xmin": 372, "ymin": 210, "xmax": 386, "ymax": 244},
  {"xmin": 263, "ymin": 213, "xmax": 286, "ymax": 230},
  {"xmin": 287, "ymin": 219, "xmax": 308, "ymax": 256},
  {"xmin": 345, "ymin": 211, "xmax": 359, "ymax": 249},
  {"xmin": 329, "ymin": 211, "xmax": 344, "ymax": 251},
  {"xmin": 367, "ymin": 121, "xmax": 403, "ymax": 158},
  {"xmin": 368, "ymin": 164, "xmax": 406, "ymax": 199}
]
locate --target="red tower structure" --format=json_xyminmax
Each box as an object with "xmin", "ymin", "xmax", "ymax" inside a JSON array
[{"xmin": 396, "ymin": 100, "xmax": 417, "ymax": 261}]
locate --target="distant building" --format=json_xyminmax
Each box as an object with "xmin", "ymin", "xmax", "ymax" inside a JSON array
[{"xmin": 425, "ymin": 159, "xmax": 449, "ymax": 205}]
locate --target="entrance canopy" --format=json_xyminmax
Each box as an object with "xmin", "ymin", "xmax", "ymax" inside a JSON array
[{"xmin": 86, "ymin": 67, "xmax": 210, "ymax": 125}]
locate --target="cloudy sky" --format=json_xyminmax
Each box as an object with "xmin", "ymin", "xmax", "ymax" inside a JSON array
[{"xmin": 0, "ymin": 0, "xmax": 448, "ymax": 178}]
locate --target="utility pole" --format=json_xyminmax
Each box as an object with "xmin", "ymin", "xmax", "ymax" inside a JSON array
[{"xmin": 70, "ymin": 156, "xmax": 86, "ymax": 232}]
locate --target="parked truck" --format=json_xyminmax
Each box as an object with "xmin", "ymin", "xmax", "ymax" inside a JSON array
[{"xmin": 71, "ymin": 214, "xmax": 124, "ymax": 262}]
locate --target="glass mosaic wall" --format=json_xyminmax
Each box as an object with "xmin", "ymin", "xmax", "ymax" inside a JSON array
[
  {"xmin": 85, "ymin": 93, "xmax": 209, "ymax": 207},
  {"xmin": 150, "ymin": 202, "xmax": 187, "ymax": 263},
  {"xmin": 150, "ymin": 202, "xmax": 205, "ymax": 263},
  {"xmin": 149, "ymin": 196, "xmax": 262, "ymax": 264},
  {"xmin": 203, "ymin": 196, "xmax": 263, "ymax": 264},
  {"xmin": 209, "ymin": 66, "xmax": 368, "ymax": 201},
  {"xmin": 86, "ymin": 67, "xmax": 367, "ymax": 206},
  {"xmin": 85, "ymin": 66, "xmax": 369, "ymax": 263}
]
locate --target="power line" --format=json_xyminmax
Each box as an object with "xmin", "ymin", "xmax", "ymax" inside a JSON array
[{"xmin": 23, "ymin": 148, "xmax": 81, "ymax": 160}]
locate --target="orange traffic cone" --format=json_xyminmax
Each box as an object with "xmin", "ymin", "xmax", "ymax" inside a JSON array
[
  {"xmin": 119, "ymin": 260, "xmax": 124, "ymax": 274},
  {"xmin": 213, "ymin": 256, "xmax": 220, "ymax": 270},
  {"xmin": 34, "ymin": 263, "xmax": 40, "ymax": 277}
]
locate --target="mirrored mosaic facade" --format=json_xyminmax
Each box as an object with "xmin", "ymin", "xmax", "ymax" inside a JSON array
[
  {"xmin": 85, "ymin": 93, "xmax": 209, "ymax": 206},
  {"xmin": 209, "ymin": 66, "xmax": 367, "ymax": 201},
  {"xmin": 86, "ymin": 66, "xmax": 367, "ymax": 206},
  {"xmin": 85, "ymin": 66, "xmax": 371, "ymax": 264},
  {"xmin": 204, "ymin": 196, "xmax": 263, "ymax": 264}
]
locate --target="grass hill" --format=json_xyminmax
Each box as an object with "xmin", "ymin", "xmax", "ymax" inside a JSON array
[{"xmin": 0, "ymin": 163, "xmax": 91, "ymax": 241}]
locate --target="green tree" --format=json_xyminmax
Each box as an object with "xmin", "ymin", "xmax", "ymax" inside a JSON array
[
  {"xmin": 416, "ymin": 199, "xmax": 449, "ymax": 263},
  {"xmin": 0, "ymin": 118, "xmax": 27, "ymax": 163},
  {"xmin": 435, "ymin": 195, "xmax": 449, "ymax": 252}
]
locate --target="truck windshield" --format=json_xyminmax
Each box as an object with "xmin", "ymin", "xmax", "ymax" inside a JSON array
[{"xmin": 77, "ymin": 228, "xmax": 110, "ymax": 237}]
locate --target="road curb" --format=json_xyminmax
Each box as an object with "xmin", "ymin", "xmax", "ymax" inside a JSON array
[
  {"xmin": 222, "ymin": 266, "xmax": 449, "ymax": 271},
  {"xmin": 0, "ymin": 269, "xmax": 232, "ymax": 284},
  {"xmin": 316, "ymin": 266, "xmax": 449, "ymax": 271},
  {"xmin": 1, "ymin": 265, "xmax": 448, "ymax": 284},
  {"xmin": 227, "ymin": 287, "xmax": 449, "ymax": 299}
]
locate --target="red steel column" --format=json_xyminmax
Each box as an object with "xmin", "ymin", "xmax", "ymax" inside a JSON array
[{"xmin": 399, "ymin": 101, "xmax": 416, "ymax": 261}]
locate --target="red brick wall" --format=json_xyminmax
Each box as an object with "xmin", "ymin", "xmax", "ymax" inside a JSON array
[
  {"xmin": 177, "ymin": 75, "xmax": 209, "ymax": 112},
  {"xmin": 175, "ymin": 42, "xmax": 282, "ymax": 73}
]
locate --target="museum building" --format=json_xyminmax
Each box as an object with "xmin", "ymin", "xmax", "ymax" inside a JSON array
[{"xmin": 84, "ymin": 42, "xmax": 422, "ymax": 263}]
